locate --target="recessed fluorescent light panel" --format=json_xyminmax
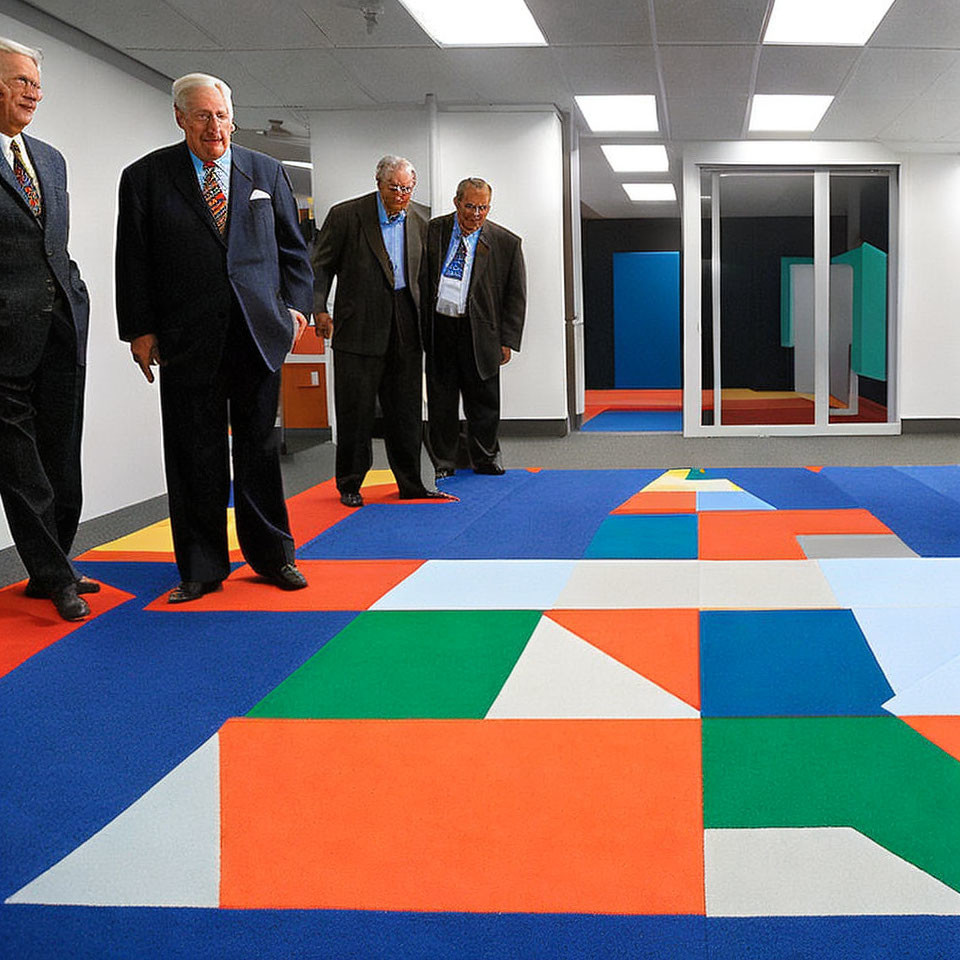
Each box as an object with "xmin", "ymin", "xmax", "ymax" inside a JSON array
[
  {"xmin": 398, "ymin": 0, "xmax": 546, "ymax": 46},
  {"xmin": 764, "ymin": 0, "xmax": 895, "ymax": 45},
  {"xmin": 749, "ymin": 94, "xmax": 834, "ymax": 132},
  {"xmin": 575, "ymin": 95, "xmax": 659, "ymax": 133},
  {"xmin": 623, "ymin": 183, "xmax": 676, "ymax": 202},
  {"xmin": 600, "ymin": 145, "xmax": 669, "ymax": 173}
]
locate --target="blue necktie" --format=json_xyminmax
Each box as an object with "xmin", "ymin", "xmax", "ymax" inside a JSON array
[{"xmin": 443, "ymin": 237, "xmax": 467, "ymax": 280}]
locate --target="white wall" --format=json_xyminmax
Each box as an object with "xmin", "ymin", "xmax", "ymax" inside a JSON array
[
  {"xmin": 898, "ymin": 154, "xmax": 960, "ymax": 418},
  {"xmin": 436, "ymin": 111, "xmax": 566, "ymax": 421},
  {"xmin": 0, "ymin": 13, "xmax": 176, "ymax": 550},
  {"xmin": 309, "ymin": 106, "xmax": 568, "ymax": 423},
  {"xmin": 309, "ymin": 108, "xmax": 430, "ymax": 225}
]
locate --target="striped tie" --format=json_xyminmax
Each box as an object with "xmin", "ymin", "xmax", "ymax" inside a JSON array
[
  {"xmin": 202, "ymin": 160, "xmax": 228, "ymax": 233},
  {"xmin": 10, "ymin": 140, "xmax": 42, "ymax": 219}
]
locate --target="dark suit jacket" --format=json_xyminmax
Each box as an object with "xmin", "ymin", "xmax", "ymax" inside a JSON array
[
  {"xmin": 423, "ymin": 214, "xmax": 526, "ymax": 381},
  {"xmin": 115, "ymin": 142, "xmax": 312, "ymax": 377},
  {"xmin": 0, "ymin": 134, "xmax": 89, "ymax": 377},
  {"xmin": 311, "ymin": 191, "xmax": 426, "ymax": 356}
]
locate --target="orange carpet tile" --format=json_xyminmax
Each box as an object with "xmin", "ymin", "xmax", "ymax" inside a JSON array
[{"xmin": 220, "ymin": 717, "xmax": 705, "ymax": 914}]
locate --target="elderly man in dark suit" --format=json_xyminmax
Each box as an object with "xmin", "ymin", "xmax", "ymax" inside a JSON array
[
  {"xmin": 312, "ymin": 156, "xmax": 452, "ymax": 507},
  {"xmin": 116, "ymin": 73, "xmax": 312, "ymax": 603},
  {"xmin": 0, "ymin": 37, "xmax": 95, "ymax": 621},
  {"xmin": 423, "ymin": 177, "xmax": 526, "ymax": 479}
]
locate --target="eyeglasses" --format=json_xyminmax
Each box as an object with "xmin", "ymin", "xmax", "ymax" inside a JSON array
[
  {"xmin": 185, "ymin": 110, "xmax": 233, "ymax": 127},
  {"xmin": 385, "ymin": 183, "xmax": 414, "ymax": 195},
  {"xmin": 460, "ymin": 202, "xmax": 489, "ymax": 213},
  {"xmin": 5, "ymin": 75, "xmax": 42, "ymax": 94}
]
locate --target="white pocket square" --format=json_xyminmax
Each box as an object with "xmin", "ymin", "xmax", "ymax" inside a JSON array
[{"xmin": 250, "ymin": 189, "xmax": 271, "ymax": 201}]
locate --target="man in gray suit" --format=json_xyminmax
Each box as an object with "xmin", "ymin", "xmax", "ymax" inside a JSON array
[
  {"xmin": 312, "ymin": 156, "xmax": 452, "ymax": 507},
  {"xmin": 0, "ymin": 37, "xmax": 94, "ymax": 621},
  {"xmin": 422, "ymin": 177, "xmax": 526, "ymax": 479}
]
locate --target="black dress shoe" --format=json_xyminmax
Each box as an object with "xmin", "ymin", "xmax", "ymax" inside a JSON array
[
  {"xmin": 398, "ymin": 488, "xmax": 458, "ymax": 501},
  {"xmin": 25, "ymin": 575, "xmax": 101, "ymax": 599},
  {"xmin": 474, "ymin": 462, "xmax": 506, "ymax": 476},
  {"xmin": 420, "ymin": 490, "xmax": 459, "ymax": 501},
  {"xmin": 168, "ymin": 580, "xmax": 222, "ymax": 604},
  {"xmin": 50, "ymin": 583, "xmax": 90, "ymax": 622},
  {"xmin": 435, "ymin": 468, "xmax": 455, "ymax": 481},
  {"xmin": 340, "ymin": 492, "xmax": 364, "ymax": 507},
  {"xmin": 263, "ymin": 563, "xmax": 308, "ymax": 591}
]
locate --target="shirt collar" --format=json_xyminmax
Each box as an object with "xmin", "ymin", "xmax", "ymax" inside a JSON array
[
  {"xmin": 189, "ymin": 147, "xmax": 232, "ymax": 176},
  {"xmin": 453, "ymin": 217, "xmax": 482, "ymax": 246},
  {"xmin": 377, "ymin": 191, "xmax": 406, "ymax": 226}
]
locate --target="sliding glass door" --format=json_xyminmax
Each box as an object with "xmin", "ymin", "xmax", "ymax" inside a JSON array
[{"xmin": 697, "ymin": 165, "xmax": 897, "ymax": 433}]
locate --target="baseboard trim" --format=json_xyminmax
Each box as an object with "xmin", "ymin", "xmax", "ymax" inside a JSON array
[{"xmin": 901, "ymin": 419, "xmax": 960, "ymax": 434}]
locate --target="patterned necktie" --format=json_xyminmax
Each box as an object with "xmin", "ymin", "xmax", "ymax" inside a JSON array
[
  {"xmin": 10, "ymin": 140, "xmax": 42, "ymax": 219},
  {"xmin": 443, "ymin": 237, "xmax": 468, "ymax": 280},
  {"xmin": 202, "ymin": 160, "xmax": 227, "ymax": 233}
]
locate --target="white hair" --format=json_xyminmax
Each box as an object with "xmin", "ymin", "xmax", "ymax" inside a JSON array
[
  {"xmin": 0, "ymin": 36, "xmax": 42, "ymax": 70},
  {"xmin": 376, "ymin": 155, "xmax": 417, "ymax": 184},
  {"xmin": 172, "ymin": 73, "xmax": 234, "ymax": 119}
]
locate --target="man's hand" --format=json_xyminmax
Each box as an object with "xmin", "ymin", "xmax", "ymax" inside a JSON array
[
  {"xmin": 130, "ymin": 334, "xmax": 161, "ymax": 383},
  {"xmin": 500, "ymin": 345, "xmax": 512, "ymax": 365},
  {"xmin": 289, "ymin": 308, "xmax": 309, "ymax": 347},
  {"xmin": 316, "ymin": 311, "xmax": 334, "ymax": 340}
]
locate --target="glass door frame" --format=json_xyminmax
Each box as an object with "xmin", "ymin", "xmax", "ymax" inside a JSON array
[{"xmin": 682, "ymin": 154, "xmax": 900, "ymax": 437}]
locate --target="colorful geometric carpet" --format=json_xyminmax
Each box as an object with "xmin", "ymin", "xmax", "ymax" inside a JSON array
[{"xmin": 2, "ymin": 466, "xmax": 960, "ymax": 958}]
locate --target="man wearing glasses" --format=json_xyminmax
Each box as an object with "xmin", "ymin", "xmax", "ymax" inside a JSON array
[
  {"xmin": 423, "ymin": 178, "xmax": 526, "ymax": 480},
  {"xmin": 116, "ymin": 73, "xmax": 313, "ymax": 604},
  {"xmin": 0, "ymin": 37, "xmax": 95, "ymax": 621},
  {"xmin": 312, "ymin": 156, "xmax": 450, "ymax": 507}
]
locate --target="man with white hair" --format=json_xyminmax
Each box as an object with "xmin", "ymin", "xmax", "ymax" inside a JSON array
[
  {"xmin": 116, "ymin": 73, "xmax": 313, "ymax": 603},
  {"xmin": 312, "ymin": 156, "xmax": 452, "ymax": 506},
  {"xmin": 0, "ymin": 37, "xmax": 94, "ymax": 621}
]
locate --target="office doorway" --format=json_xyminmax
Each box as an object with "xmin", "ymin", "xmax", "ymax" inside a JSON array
[{"xmin": 694, "ymin": 165, "xmax": 897, "ymax": 435}]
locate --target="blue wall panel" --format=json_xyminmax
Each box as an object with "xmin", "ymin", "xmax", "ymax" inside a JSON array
[{"xmin": 613, "ymin": 251, "xmax": 681, "ymax": 388}]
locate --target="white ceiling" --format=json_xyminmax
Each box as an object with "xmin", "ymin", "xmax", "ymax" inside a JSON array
[{"xmin": 20, "ymin": 0, "xmax": 960, "ymax": 217}]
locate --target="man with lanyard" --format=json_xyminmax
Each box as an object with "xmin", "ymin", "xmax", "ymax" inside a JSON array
[{"xmin": 423, "ymin": 177, "xmax": 526, "ymax": 480}]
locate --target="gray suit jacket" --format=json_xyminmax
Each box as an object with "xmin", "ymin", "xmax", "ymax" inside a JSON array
[
  {"xmin": 423, "ymin": 213, "xmax": 526, "ymax": 380},
  {"xmin": 0, "ymin": 134, "xmax": 89, "ymax": 376},
  {"xmin": 311, "ymin": 191, "xmax": 426, "ymax": 356}
]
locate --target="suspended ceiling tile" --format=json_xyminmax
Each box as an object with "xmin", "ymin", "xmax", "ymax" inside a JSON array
[
  {"xmin": 553, "ymin": 45, "xmax": 660, "ymax": 94},
  {"xmin": 441, "ymin": 49, "xmax": 569, "ymax": 104},
  {"xmin": 239, "ymin": 49, "xmax": 376, "ymax": 107},
  {"xmin": 164, "ymin": 0, "xmax": 333, "ymax": 49},
  {"xmin": 653, "ymin": 0, "xmax": 769, "ymax": 43},
  {"xmin": 660, "ymin": 45, "xmax": 755, "ymax": 99},
  {"xmin": 126, "ymin": 49, "xmax": 281, "ymax": 104},
  {"xmin": 756, "ymin": 46, "xmax": 860, "ymax": 95},
  {"xmin": 920, "ymin": 58, "xmax": 960, "ymax": 101},
  {"xmin": 666, "ymin": 97, "xmax": 750, "ymax": 140},
  {"xmin": 26, "ymin": 0, "xmax": 219, "ymax": 49},
  {"xmin": 333, "ymin": 48, "xmax": 482, "ymax": 104},
  {"xmin": 525, "ymin": 0, "xmax": 652, "ymax": 45},
  {"xmin": 816, "ymin": 96, "xmax": 914, "ymax": 139},
  {"xmin": 870, "ymin": 0, "xmax": 960, "ymax": 47},
  {"xmin": 880, "ymin": 98, "xmax": 960, "ymax": 141},
  {"xmin": 842, "ymin": 49, "xmax": 959, "ymax": 100},
  {"xmin": 299, "ymin": 0, "xmax": 433, "ymax": 48}
]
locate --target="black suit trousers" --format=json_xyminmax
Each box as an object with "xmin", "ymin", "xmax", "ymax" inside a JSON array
[
  {"xmin": 159, "ymin": 314, "xmax": 294, "ymax": 583},
  {"xmin": 426, "ymin": 313, "xmax": 501, "ymax": 471},
  {"xmin": 0, "ymin": 306, "xmax": 83, "ymax": 590},
  {"xmin": 333, "ymin": 289, "xmax": 426, "ymax": 498}
]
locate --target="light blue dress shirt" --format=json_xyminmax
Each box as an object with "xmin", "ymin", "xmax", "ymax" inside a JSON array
[{"xmin": 376, "ymin": 192, "xmax": 407, "ymax": 291}]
